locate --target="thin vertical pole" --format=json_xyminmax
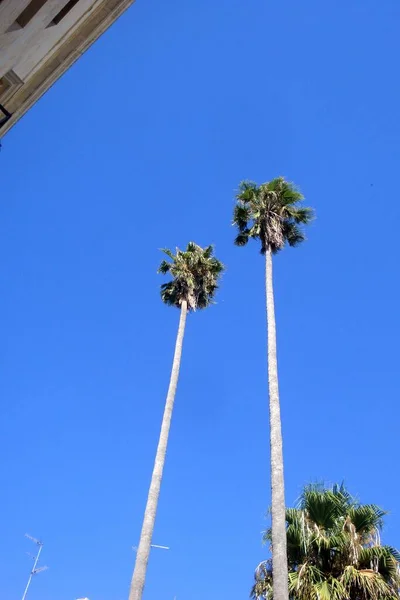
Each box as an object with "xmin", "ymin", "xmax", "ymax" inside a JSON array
[{"xmin": 21, "ymin": 543, "xmax": 42, "ymax": 600}]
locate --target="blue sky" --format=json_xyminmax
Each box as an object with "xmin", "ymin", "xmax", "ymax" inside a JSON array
[{"xmin": 1, "ymin": 0, "xmax": 400, "ymax": 599}]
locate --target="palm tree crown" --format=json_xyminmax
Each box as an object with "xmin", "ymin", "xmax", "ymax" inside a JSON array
[
  {"xmin": 158, "ymin": 242, "xmax": 224, "ymax": 311},
  {"xmin": 253, "ymin": 484, "xmax": 400, "ymax": 600},
  {"xmin": 233, "ymin": 177, "xmax": 314, "ymax": 254}
]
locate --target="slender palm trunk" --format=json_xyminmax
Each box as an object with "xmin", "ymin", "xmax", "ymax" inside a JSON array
[
  {"xmin": 129, "ymin": 300, "xmax": 188, "ymax": 600},
  {"xmin": 265, "ymin": 247, "xmax": 289, "ymax": 600}
]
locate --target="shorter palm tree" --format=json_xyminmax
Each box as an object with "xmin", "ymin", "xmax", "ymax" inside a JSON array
[
  {"xmin": 252, "ymin": 484, "xmax": 400, "ymax": 600},
  {"xmin": 129, "ymin": 242, "xmax": 224, "ymax": 600}
]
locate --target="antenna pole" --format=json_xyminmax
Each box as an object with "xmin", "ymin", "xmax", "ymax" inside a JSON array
[
  {"xmin": 21, "ymin": 535, "xmax": 47, "ymax": 600},
  {"xmin": 21, "ymin": 544, "xmax": 42, "ymax": 600}
]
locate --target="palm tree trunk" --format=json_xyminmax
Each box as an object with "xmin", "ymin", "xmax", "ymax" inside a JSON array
[
  {"xmin": 265, "ymin": 247, "xmax": 289, "ymax": 600},
  {"xmin": 129, "ymin": 300, "xmax": 188, "ymax": 600}
]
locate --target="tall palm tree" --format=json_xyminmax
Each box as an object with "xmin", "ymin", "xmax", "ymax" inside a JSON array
[
  {"xmin": 233, "ymin": 177, "xmax": 314, "ymax": 600},
  {"xmin": 129, "ymin": 242, "xmax": 224, "ymax": 600},
  {"xmin": 252, "ymin": 483, "xmax": 400, "ymax": 600}
]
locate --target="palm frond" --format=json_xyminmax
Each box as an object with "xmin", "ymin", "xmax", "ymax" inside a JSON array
[
  {"xmin": 157, "ymin": 260, "xmax": 171, "ymax": 274},
  {"xmin": 237, "ymin": 180, "xmax": 258, "ymax": 202},
  {"xmin": 233, "ymin": 204, "xmax": 252, "ymax": 232},
  {"xmin": 341, "ymin": 565, "xmax": 396, "ymax": 600},
  {"xmin": 233, "ymin": 176, "xmax": 314, "ymax": 254},
  {"xmin": 385, "ymin": 546, "xmax": 400, "ymax": 563},
  {"xmin": 252, "ymin": 484, "xmax": 400, "ymax": 600},
  {"xmin": 300, "ymin": 487, "xmax": 346, "ymax": 529},
  {"xmin": 158, "ymin": 243, "xmax": 224, "ymax": 311},
  {"xmin": 359, "ymin": 546, "xmax": 400, "ymax": 579},
  {"xmin": 203, "ymin": 245, "xmax": 213, "ymax": 258},
  {"xmin": 285, "ymin": 205, "xmax": 314, "ymax": 224},
  {"xmin": 348, "ymin": 505, "xmax": 386, "ymax": 535},
  {"xmin": 289, "ymin": 563, "xmax": 324, "ymax": 600},
  {"xmin": 281, "ymin": 222, "xmax": 306, "ymax": 248},
  {"xmin": 185, "ymin": 241, "xmax": 199, "ymax": 253},
  {"xmin": 160, "ymin": 281, "xmax": 180, "ymax": 307},
  {"xmin": 265, "ymin": 177, "xmax": 303, "ymax": 204},
  {"xmin": 252, "ymin": 561, "xmax": 273, "ymax": 600},
  {"xmin": 160, "ymin": 247, "xmax": 175, "ymax": 260},
  {"xmin": 234, "ymin": 231, "xmax": 250, "ymax": 247}
]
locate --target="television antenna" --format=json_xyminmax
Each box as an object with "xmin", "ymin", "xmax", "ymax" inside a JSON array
[{"xmin": 21, "ymin": 534, "xmax": 48, "ymax": 600}]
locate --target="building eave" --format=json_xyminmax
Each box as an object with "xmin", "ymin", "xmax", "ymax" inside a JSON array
[{"xmin": 1, "ymin": 0, "xmax": 136, "ymax": 137}]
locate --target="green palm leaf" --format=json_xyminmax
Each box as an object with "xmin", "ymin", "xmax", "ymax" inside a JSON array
[
  {"xmin": 158, "ymin": 242, "xmax": 224, "ymax": 311},
  {"xmin": 252, "ymin": 484, "xmax": 400, "ymax": 600},
  {"xmin": 233, "ymin": 177, "xmax": 314, "ymax": 254},
  {"xmin": 348, "ymin": 505, "xmax": 386, "ymax": 536}
]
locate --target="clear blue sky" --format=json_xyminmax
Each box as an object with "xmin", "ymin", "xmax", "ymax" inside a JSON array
[{"xmin": 1, "ymin": 0, "xmax": 400, "ymax": 599}]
